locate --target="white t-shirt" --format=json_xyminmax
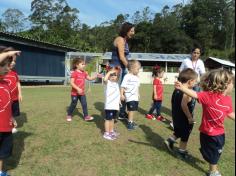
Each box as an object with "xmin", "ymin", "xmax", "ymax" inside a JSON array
[
  {"xmin": 179, "ymin": 58, "xmax": 206, "ymax": 77},
  {"xmin": 121, "ymin": 73, "xmax": 140, "ymax": 102},
  {"xmin": 104, "ymin": 80, "xmax": 120, "ymax": 110}
]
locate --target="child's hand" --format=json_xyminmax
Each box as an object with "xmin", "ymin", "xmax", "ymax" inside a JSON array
[
  {"xmin": 174, "ymin": 81, "xmax": 183, "ymax": 90},
  {"xmin": 96, "ymin": 73, "xmax": 103, "ymax": 78},
  {"xmin": 188, "ymin": 118, "xmax": 195, "ymax": 124},
  {"xmin": 8, "ymin": 51, "xmax": 21, "ymax": 57},
  {"xmin": 120, "ymin": 95, "xmax": 125, "ymax": 101},
  {"xmin": 154, "ymin": 95, "xmax": 158, "ymax": 100},
  {"xmin": 18, "ymin": 94, "xmax": 23, "ymax": 102},
  {"xmin": 12, "ymin": 118, "xmax": 17, "ymax": 128},
  {"xmin": 77, "ymin": 88, "xmax": 82, "ymax": 94}
]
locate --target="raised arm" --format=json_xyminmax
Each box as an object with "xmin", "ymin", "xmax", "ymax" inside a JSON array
[
  {"xmin": 0, "ymin": 51, "xmax": 21, "ymax": 63},
  {"xmin": 175, "ymin": 81, "xmax": 198, "ymax": 99}
]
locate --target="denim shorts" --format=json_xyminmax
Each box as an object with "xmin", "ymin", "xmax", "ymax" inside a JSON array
[
  {"xmin": 126, "ymin": 101, "xmax": 139, "ymax": 111},
  {"xmin": 0, "ymin": 132, "xmax": 13, "ymax": 159}
]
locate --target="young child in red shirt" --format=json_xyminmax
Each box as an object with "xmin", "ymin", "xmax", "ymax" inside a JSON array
[
  {"xmin": 175, "ymin": 69, "xmax": 235, "ymax": 176},
  {"xmin": 0, "ymin": 50, "xmax": 21, "ymax": 176},
  {"xmin": 66, "ymin": 58, "xmax": 100, "ymax": 122},
  {"xmin": 146, "ymin": 65, "xmax": 165, "ymax": 121},
  {"xmin": 1, "ymin": 47, "xmax": 22, "ymax": 134}
]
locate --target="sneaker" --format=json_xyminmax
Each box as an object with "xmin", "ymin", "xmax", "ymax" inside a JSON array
[
  {"xmin": 207, "ymin": 171, "xmax": 222, "ymax": 176},
  {"xmin": 170, "ymin": 122, "xmax": 174, "ymax": 129},
  {"xmin": 103, "ymin": 133, "xmax": 116, "ymax": 140},
  {"xmin": 127, "ymin": 122, "xmax": 137, "ymax": 131},
  {"xmin": 84, "ymin": 115, "xmax": 94, "ymax": 121},
  {"xmin": 176, "ymin": 149, "xmax": 190, "ymax": 160},
  {"xmin": 110, "ymin": 131, "xmax": 120, "ymax": 137},
  {"xmin": 164, "ymin": 138, "xmax": 175, "ymax": 152},
  {"xmin": 66, "ymin": 115, "xmax": 72, "ymax": 122},
  {"xmin": 12, "ymin": 127, "xmax": 18, "ymax": 133},
  {"xmin": 156, "ymin": 115, "xmax": 166, "ymax": 121},
  {"xmin": 0, "ymin": 172, "xmax": 10, "ymax": 176},
  {"xmin": 146, "ymin": 114, "xmax": 156, "ymax": 120},
  {"xmin": 118, "ymin": 113, "xmax": 128, "ymax": 120}
]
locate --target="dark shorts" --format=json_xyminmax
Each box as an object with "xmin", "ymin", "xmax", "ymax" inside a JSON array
[
  {"xmin": 173, "ymin": 124, "xmax": 194, "ymax": 142},
  {"xmin": 200, "ymin": 133, "xmax": 225, "ymax": 165},
  {"xmin": 12, "ymin": 100, "xmax": 20, "ymax": 117},
  {"xmin": 105, "ymin": 110, "xmax": 118, "ymax": 120},
  {"xmin": 126, "ymin": 101, "xmax": 139, "ymax": 111},
  {"xmin": 0, "ymin": 132, "xmax": 13, "ymax": 159}
]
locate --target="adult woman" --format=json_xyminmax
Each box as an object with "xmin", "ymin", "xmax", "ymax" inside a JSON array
[
  {"xmin": 179, "ymin": 47, "xmax": 206, "ymax": 109},
  {"xmin": 110, "ymin": 22, "xmax": 135, "ymax": 120}
]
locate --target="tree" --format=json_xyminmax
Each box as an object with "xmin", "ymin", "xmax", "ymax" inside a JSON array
[{"xmin": 2, "ymin": 8, "xmax": 26, "ymax": 32}]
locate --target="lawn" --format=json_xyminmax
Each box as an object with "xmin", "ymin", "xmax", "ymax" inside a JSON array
[{"xmin": 6, "ymin": 84, "xmax": 235, "ymax": 176}]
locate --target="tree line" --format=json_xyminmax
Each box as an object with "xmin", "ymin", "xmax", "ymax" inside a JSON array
[{"xmin": 0, "ymin": 0, "xmax": 235, "ymax": 62}]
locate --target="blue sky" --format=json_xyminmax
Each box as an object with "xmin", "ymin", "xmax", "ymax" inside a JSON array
[{"xmin": 0, "ymin": 0, "xmax": 184, "ymax": 26}]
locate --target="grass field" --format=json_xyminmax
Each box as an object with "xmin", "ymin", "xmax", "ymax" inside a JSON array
[{"xmin": 5, "ymin": 84, "xmax": 235, "ymax": 176}]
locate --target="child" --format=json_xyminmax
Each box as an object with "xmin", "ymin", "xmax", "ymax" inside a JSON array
[
  {"xmin": 103, "ymin": 67, "xmax": 120, "ymax": 140},
  {"xmin": 120, "ymin": 60, "xmax": 141, "ymax": 130},
  {"xmin": 175, "ymin": 69, "xmax": 235, "ymax": 176},
  {"xmin": 1, "ymin": 47, "xmax": 22, "ymax": 134},
  {"xmin": 66, "ymin": 58, "xmax": 100, "ymax": 122},
  {"xmin": 165, "ymin": 68, "xmax": 198, "ymax": 159},
  {"xmin": 146, "ymin": 65, "xmax": 165, "ymax": 121},
  {"xmin": 0, "ymin": 50, "xmax": 20, "ymax": 176}
]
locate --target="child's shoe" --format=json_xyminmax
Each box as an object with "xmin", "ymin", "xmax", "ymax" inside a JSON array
[
  {"xmin": 110, "ymin": 131, "xmax": 120, "ymax": 137},
  {"xmin": 156, "ymin": 115, "xmax": 166, "ymax": 121},
  {"xmin": 164, "ymin": 138, "xmax": 175, "ymax": 152},
  {"xmin": 146, "ymin": 114, "xmax": 155, "ymax": 120},
  {"xmin": 12, "ymin": 127, "xmax": 18, "ymax": 133},
  {"xmin": 170, "ymin": 122, "xmax": 174, "ymax": 129},
  {"xmin": 0, "ymin": 172, "xmax": 10, "ymax": 176},
  {"xmin": 207, "ymin": 171, "xmax": 222, "ymax": 176},
  {"xmin": 66, "ymin": 115, "xmax": 72, "ymax": 122},
  {"xmin": 103, "ymin": 132, "xmax": 116, "ymax": 140},
  {"xmin": 127, "ymin": 122, "xmax": 138, "ymax": 131},
  {"xmin": 118, "ymin": 113, "xmax": 128, "ymax": 120},
  {"xmin": 176, "ymin": 149, "xmax": 191, "ymax": 160},
  {"xmin": 84, "ymin": 115, "xmax": 94, "ymax": 121}
]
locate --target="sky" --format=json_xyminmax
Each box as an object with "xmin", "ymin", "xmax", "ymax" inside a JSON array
[{"xmin": 0, "ymin": 0, "xmax": 184, "ymax": 27}]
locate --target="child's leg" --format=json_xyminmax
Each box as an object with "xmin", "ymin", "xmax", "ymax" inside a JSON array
[
  {"xmin": 209, "ymin": 164, "xmax": 218, "ymax": 173},
  {"xmin": 67, "ymin": 96, "xmax": 79, "ymax": 116},
  {"xmin": 155, "ymin": 101, "xmax": 162, "ymax": 116},
  {"xmin": 109, "ymin": 120, "xmax": 114, "ymax": 132},
  {"xmin": 128, "ymin": 111, "xmax": 134, "ymax": 122},
  {"xmin": 179, "ymin": 141, "xmax": 187, "ymax": 150},
  {"xmin": 104, "ymin": 120, "xmax": 110, "ymax": 133},
  {"xmin": 148, "ymin": 101, "xmax": 156, "ymax": 114},
  {"xmin": 0, "ymin": 159, "xmax": 3, "ymax": 172},
  {"xmin": 78, "ymin": 95, "xmax": 88, "ymax": 117}
]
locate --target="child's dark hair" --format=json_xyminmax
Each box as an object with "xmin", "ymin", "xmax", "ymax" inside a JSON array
[
  {"xmin": 152, "ymin": 65, "xmax": 163, "ymax": 77},
  {"xmin": 72, "ymin": 58, "xmax": 84, "ymax": 70},
  {"xmin": 178, "ymin": 68, "xmax": 198, "ymax": 83},
  {"xmin": 119, "ymin": 22, "xmax": 134, "ymax": 38},
  {"xmin": 200, "ymin": 69, "xmax": 234, "ymax": 93}
]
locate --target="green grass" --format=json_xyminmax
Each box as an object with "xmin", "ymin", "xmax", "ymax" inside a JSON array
[{"xmin": 6, "ymin": 84, "xmax": 235, "ymax": 176}]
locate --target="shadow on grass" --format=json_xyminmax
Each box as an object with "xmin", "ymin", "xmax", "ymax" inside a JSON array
[
  {"xmin": 5, "ymin": 131, "xmax": 32, "ymax": 171},
  {"xmin": 16, "ymin": 112, "xmax": 27, "ymax": 128},
  {"xmin": 128, "ymin": 124, "xmax": 206, "ymax": 173},
  {"xmin": 93, "ymin": 102, "xmax": 105, "ymax": 133}
]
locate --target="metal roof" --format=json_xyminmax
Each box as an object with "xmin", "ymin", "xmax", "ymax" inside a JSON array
[
  {"xmin": 66, "ymin": 52, "xmax": 103, "ymax": 57},
  {"xmin": 207, "ymin": 57, "xmax": 235, "ymax": 67},
  {"xmin": 103, "ymin": 52, "xmax": 190, "ymax": 62},
  {"xmin": 0, "ymin": 31, "xmax": 77, "ymax": 52}
]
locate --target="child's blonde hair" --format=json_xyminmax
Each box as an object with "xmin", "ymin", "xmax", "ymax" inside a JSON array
[
  {"xmin": 127, "ymin": 60, "xmax": 141, "ymax": 71},
  {"xmin": 200, "ymin": 69, "xmax": 234, "ymax": 93}
]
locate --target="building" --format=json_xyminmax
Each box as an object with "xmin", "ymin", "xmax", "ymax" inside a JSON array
[
  {"xmin": 103, "ymin": 52, "xmax": 190, "ymax": 84},
  {"xmin": 0, "ymin": 31, "xmax": 77, "ymax": 83},
  {"xmin": 205, "ymin": 57, "xmax": 235, "ymax": 74}
]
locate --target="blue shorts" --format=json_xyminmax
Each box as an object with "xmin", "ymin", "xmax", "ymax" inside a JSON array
[
  {"xmin": 200, "ymin": 133, "xmax": 225, "ymax": 165},
  {"xmin": 12, "ymin": 100, "xmax": 20, "ymax": 117},
  {"xmin": 127, "ymin": 101, "xmax": 139, "ymax": 111},
  {"xmin": 0, "ymin": 132, "xmax": 13, "ymax": 159},
  {"xmin": 105, "ymin": 110, "xmax": 118, "ymax": 120}
]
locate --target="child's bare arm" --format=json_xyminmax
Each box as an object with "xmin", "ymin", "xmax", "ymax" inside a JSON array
[
  {"xmin": 103, "ymin": 70, "xmax": 116, "ymax": 83},
  {"xmin": 227, "ymin": 112, "xmax": 235, "ymax": 121},
  {"xmin": 181, "ymin": 94, "xmax": 194, "ymax": 124},
  {"xmin": 0, "ymin": 51, "xmax": 21, "ymax": 63},
  {"xmin": 120, "ymin": 87, "xmax": 125, "ymax": 101},
  {"xmin": 175, "ymin": 81, "xmax": 198, "ymax": 99},
  {"xmin": 153, "ymin": 85, "xmax": 157, "ymax": 99}
]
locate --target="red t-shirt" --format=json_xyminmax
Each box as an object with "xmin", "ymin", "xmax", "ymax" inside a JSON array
[
  {"xmin": 197, "ymin": 91, "xmax": 233, "ymax": 136},
  {"xmin": 153, "ymin": 78, "xmax": 163, "ymax": 101},
  {"xmin": 0, "ymin": 79, "xmax": 13, "ymax": 132},
  {"xmin": 71, "ymin": 70, "xmax": 88, "ymax": 96},
  {"xmin": 4, "ymin": 70, "xmax": 19, "ymax": 101}
]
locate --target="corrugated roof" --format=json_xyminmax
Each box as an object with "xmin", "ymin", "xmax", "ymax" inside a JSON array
[
  {"xmin": 0, "ymin": 31, "xmax": 77, "ymax": 52},
  {"xmin": 103, "ymin": 52, "xmax": 190, "ymax": 62},
  {"xmin": 208, "ymin": 57, "xmax": 235, "ymax": 67}
]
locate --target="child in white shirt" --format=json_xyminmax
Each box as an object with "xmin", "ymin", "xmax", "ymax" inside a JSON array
[{"xmin": 120, "ymin": 60, "xmax": 141, "ymax": 130}]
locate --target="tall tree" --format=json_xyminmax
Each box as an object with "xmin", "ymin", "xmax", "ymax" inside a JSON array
[{"xmin": 2, "ymin": 8, "xmax": 26, "ymax": 32}]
